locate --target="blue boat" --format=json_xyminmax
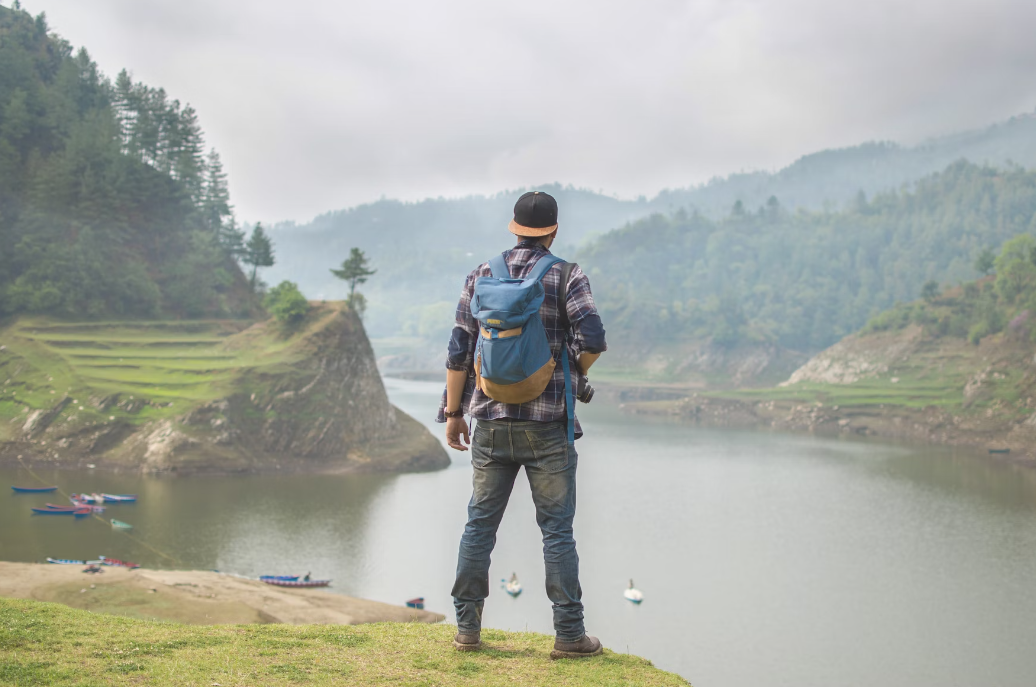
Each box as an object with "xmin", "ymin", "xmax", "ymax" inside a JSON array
[
  {"xmin": 47, "ymin": 558, "xmax": 86, "ymax": 565},
  {"xmin": 405, "ymin": 597, "xmax": 425, "ymax": 609},
  {"xmin": 12, "ymin": 486, "xmax": 58, "ymax": 493},
  {"xmin": 32, "ymin": 507, "xmax": 75, "ymax": 515},
  {"xmin": 259, "ymin": 575, "xmax": 300, "ymax": 581}
]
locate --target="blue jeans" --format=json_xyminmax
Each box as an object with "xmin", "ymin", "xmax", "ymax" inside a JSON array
[{"xmin": 451, "ymin": 419, "xmax": 584, "ymax": 641}]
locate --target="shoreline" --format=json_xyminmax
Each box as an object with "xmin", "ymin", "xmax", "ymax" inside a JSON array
[
  {"xmin": 0, "ymin": 561, "xmax": 444, "ymax": 625},
  {"xmin": 619, "ymin": 392, "xmax": 1036, "ymax": 466}
]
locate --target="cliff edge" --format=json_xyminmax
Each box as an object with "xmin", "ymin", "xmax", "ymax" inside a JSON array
[{"xmin": 0, "ymin": 303, "xmax": 449, "ymax": 474}]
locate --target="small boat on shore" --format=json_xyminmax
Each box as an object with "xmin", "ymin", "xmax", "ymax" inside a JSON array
[
  {"xmin": 12, "ymin": 486, "xmax": 58, "ymax": 493},
  {"xmin": 32, "ymin": 507, "xmax": 76, "ymax": 515},
  {"xmin": 110, "ymin": 519, "xmax": 132, "ymax": 529},
  {"xmin": 989, "ymin": 448, "xmax": 1011, "ymax": 454},
  {"xmin": 405, "ymin": 597, "xmax": 425, "ymax": 609},
  {"xmin": 47, "ymin": 558, "xmax": 87, "ymax": 565},
  {"xmin": 262, "ymin": 578, "xmax": 330, "ymax": 588},
  {"xmin": 72, "ymin": 493, "xmax": 137, "ymax": 504},
  {"xmin": 99, "ymin": 556, "xmax": 140, "ymax": 569},
  {"xmin": 259, "ymin": 575, "xmax": 300, "ymax": 581},
  {"xmin": 101, "ymin": 494, "xmax": 137, "ymax": 502}
]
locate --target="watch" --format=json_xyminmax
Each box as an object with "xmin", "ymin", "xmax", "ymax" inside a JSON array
[{"xmin": 444, "ymin": 408, "xmax": 464, "ymax": 418}]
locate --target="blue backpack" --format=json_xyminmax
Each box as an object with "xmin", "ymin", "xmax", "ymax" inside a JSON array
[{"xmin": 470, "ymin": 252, "xmax": 576, "ymax": 443}]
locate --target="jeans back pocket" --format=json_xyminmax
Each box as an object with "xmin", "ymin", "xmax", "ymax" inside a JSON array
[
  {"xmin": 525, "ymin": 425, "xmax": 568, "ymax": 472},
  {"xmin": 471, "ymin": 425, "xmax": 494, "ymax": 468}
]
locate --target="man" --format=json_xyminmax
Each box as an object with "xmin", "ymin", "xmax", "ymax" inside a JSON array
[{"xmin": 437, "ymin": 190, "xmax": 608, "ymax": 659}]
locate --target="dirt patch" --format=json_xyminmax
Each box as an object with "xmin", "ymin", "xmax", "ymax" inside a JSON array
[{"xmin": 0, "ymin": 562, "xmax": 445, "ymax": 626}]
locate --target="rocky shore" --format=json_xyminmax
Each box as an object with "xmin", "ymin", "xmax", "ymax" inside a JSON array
[{"xmin": 623, "ymin": 394, "xmax": 1036, "ymax": 464}]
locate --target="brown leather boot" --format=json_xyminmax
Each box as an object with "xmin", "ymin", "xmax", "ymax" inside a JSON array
[
  {"xmin": 550, "ymin": 634, "xmax": 603, "ymax": 659},
  {"xmin": 453, "ymin": 632, "xmax": 482, "ymax": 651}
]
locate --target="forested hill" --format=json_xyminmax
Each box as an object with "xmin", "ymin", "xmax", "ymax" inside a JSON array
[
  {"xmin": 656, "ymin": 113, "xmax": 1036, "ymax": 217},
  {"xmin": 266, "ymin": 111, "xmax": 1036, "ymax": 345},
  {"xmin": 0, "ymin": 5, "xmax": 254, "ymax": 319},
  {"xmin": 581, "ymin": 161, "xmax": 1036, "ymax": 356},
  {"xmin": 265, "ymin": 184, "xmax": 654, "ymax": 338}
]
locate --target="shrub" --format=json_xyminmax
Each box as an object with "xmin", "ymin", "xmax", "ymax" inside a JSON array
[
  {"xmin": 968, "ymin": 321, "xmax": 990, "ymax": 345},
  {"xmin": 264, "ymin": 281, "xmax": 309, "ymax": 325}
]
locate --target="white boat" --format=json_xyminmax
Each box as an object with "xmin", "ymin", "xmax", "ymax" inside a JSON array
[
  {"xmin": 624, "ymin": 579, "xmax": 643, "ymax": 604},
  {"xmin": 504, "ymin": 573, "xmax": 522, "ymax": 597}
]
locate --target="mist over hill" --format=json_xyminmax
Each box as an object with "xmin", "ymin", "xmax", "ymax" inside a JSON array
[{"xmin": 265, "ymin": 111, "xmax": 1036, "ymax": 374}]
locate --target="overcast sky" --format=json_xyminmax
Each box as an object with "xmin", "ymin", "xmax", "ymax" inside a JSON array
[{"xmin": 18, "ymin": 0, "xmax": 1036, "ymax": 223}]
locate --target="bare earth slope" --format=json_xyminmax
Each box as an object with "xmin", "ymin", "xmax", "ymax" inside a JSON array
[{"xmin": 0, "ymin": 303, "xmax": 448, "ymax": 474}]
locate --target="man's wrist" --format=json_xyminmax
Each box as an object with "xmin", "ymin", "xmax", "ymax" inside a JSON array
[{"xmin": 444, "ymin": 408, "xmax": 464, "ymax": 418}]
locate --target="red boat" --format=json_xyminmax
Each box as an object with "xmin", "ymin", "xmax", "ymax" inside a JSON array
[
  {"xmin": 261, "ymin": 578, "xmax": 331, "ymax": 588},
  {"xmin": 99, "ymin": 556, "xmax": 140, "ymax": 569}
]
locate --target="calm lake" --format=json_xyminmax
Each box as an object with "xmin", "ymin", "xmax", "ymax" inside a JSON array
[{"xmin": 4, "ymin": 377, "xmax": 1036, "ymax": 687}]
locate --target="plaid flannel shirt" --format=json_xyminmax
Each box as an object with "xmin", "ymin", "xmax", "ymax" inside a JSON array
[{"xmin": 435, "ymin": 241, "xmax": 606, "ymax": 438}]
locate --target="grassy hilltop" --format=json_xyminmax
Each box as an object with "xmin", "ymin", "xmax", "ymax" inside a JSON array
[
  {"xmin": 0, "ymin": 303, "xmax": 448, "ymax": 474},
  {"xmin": 0, "ymin": 598, "xmax": 689, "ymax": 687}
]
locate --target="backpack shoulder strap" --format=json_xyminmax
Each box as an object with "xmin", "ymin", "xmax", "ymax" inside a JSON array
[
  {"xmin": 557, "ymin": 262, "xmax": 577, "ymax": 331},
  {"xmin": 525, "ymin": 254, "xmax": 564, "ymax": 284},
  {"xmin": 488, "ymin": 252, "xmax": 510, "ymax": 279}
]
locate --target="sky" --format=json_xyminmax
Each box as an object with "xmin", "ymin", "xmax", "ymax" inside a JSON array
[{"xmin": 17, "ymin": 0, "xmax": 1036, "ymax": 223}]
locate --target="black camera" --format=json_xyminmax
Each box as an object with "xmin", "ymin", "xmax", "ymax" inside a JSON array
[{"xmin": 576, "ymin": 375, "xmax": 594, "ymax": 404}]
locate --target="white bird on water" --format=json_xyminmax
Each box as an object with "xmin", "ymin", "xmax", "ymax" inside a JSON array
[
  {"xmin": 624, "ymin": 579, "xmax": 643, "ymax": 604},
  {"xmin": 504, "ymin": 572, "xmax": 522, "ymax": 597}
]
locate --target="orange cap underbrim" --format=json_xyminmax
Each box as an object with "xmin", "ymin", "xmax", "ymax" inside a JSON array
[{"xmin": 508, "ymin": 220, "xmax": 558, "ymax": 237}]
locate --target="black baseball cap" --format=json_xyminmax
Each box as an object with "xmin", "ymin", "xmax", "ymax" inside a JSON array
[{"xmin": 508, "ymin": 191, "xmax": 558, "ymax": 237}]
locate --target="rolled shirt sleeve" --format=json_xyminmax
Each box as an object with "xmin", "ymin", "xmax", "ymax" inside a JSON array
[
  {"xmin": 444, "ymin": 267, "xmax": 483, "ymax": 372},
  {"xmin": 565, "ymin": 266, "xmax": 607, "ymax": 355}
]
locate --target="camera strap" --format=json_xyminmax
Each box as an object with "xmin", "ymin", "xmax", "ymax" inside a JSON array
[{"xmin": 557, "ymin": 262, "xmax": 577, "ymax": 445}]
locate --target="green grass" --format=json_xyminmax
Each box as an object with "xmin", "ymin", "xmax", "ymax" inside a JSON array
[
  {"xmin": 0, "ymin": 309, "xmax": 346, "ymax": 429},
  {"xmin": 0, "ymin": 598, "xmax": 689, "ymax": 686},
  {"xmin": 715, "ymin": 377, "xmax": 964, "ymax": 409}
]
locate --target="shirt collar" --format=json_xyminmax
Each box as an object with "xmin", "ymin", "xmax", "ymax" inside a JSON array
[{"xmin": 516, "ymin": 239, "xmax": 550, "ymax": 253}]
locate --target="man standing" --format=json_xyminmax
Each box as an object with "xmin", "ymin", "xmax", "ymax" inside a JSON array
[{"xmin": 437, "ymin": 191, "xmax": 608, "ymax": 659}]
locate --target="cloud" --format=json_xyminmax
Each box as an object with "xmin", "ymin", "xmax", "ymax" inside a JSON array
[{"xmin": 24, "ymin": 0, "xmax": 1036, "ymax": 222}]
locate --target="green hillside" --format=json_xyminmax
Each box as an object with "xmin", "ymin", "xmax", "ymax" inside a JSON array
[
  {"xmin": 583, "ymin": 161, "xmax": 1036, "ymax": 359},
  {"xmin": 0, "ymin": 4, "xmax": 255, "ymax": 319},
  {"xmin": 0, "ymin": 304, "xmax": 449, "ymax": 473},
  {"xmin": 0, "ymin": 598, "xmax": 689, "ymax": 686},
  {"xmin": 638, "ymin": 233, "xmax": 1036, "ymax": 456},
  {"xmin": 267, "ymin": 113, "xmax": 1036, "ymax": 349},
  {"xmin": 0, "ymin": 318, "xmax": 263, "ymax": 436}
]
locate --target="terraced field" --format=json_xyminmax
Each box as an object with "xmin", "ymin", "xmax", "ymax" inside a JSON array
[{"xmin": 0, "ymin": 317, "xmax": 295, "ymax": 428}]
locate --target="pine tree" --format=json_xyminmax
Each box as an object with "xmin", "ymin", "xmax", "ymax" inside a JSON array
[
  {"xmin": 174, "ymin": 105, "xmax": 205, "ymax": 200},
  {"xmin": 330, "ymin": 248, "xmax": 376, "ymax": 310},
  {"xmin": 244, "ymin": 223, "xmax": 275, "ymax": 290},
  {"xmin": 200, "ymin": 149, "xmax": 232, "ymax": 233}
]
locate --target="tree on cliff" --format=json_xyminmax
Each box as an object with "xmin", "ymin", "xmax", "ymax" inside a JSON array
[
  {"xmin": 244, "ymin": 223, "xmax": 275, "ymax": 290},
  {"xmin": 264, "ymin": 281, "xmax": 309, "ymax": 324},
  {"xmin": 331, "ymin": 248, "xmax": 376, "ymax": 315}
]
